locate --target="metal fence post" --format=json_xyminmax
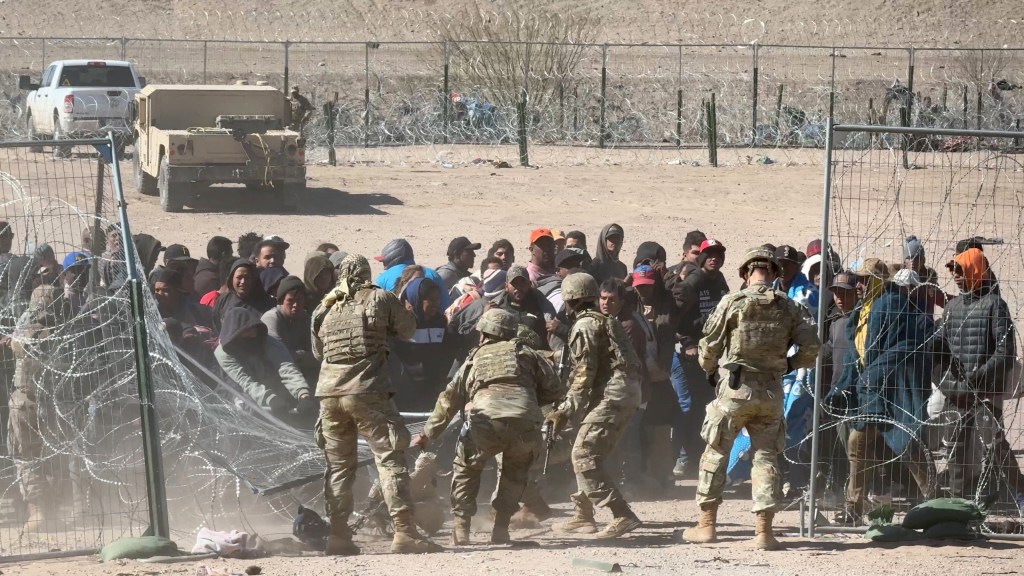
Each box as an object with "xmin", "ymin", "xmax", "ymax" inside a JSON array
[
  {"xmin": 364, "ymin": 42, "xmax": 371, "ymax": 147},
  {"xmin": 283, "ymin": 40, "xmax": 290, "ymax": 94},
  {"xmin": 202, "ymin": 41, "xmax": 208, "ymax": 84},
  {"xmin": 906, "ymin": 47, "xmax": 915, "ymax": 126},
  {"xmin": 442, "ymin": 41, "xmax": 450, "ymax": 145},
  {"xmin": 518, "ymin": 42, "xmax": 530, "ymax": 166},
  {"xmin": 807, "ymin": 117, "xmax": 836, "ymax": 539},
  {"xmin": 752, "ymin": 44, "xmax": 759, "ymax": 144},
  {"xmin": 677, "ymin": 45, "xmax": 683, "ymax": 146},
  {"xmin": 599, "ymin": 44, "xmax": 607, "ymax": 149},
  {"xmin": 107, "ymin": 131, "xmax": 171, "ymax": 539},
  {"xmin": 120, "ymin": 37, "xmax": 127, "ymax": 60}
]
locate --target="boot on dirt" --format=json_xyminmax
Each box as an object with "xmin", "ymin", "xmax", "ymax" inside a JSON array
[
  {"xmin": 682, "ymin": 503, "xmax": 718, "ymax": 544},
  {"xmin": 451, "ymin": 515, "xmax": 471, "ymax": 546},
  {"xmin": 391, "ymin": 511, "xmax": 445, "ymax": 554},
  {"xmin": 753, "ymin": 511, "xmax": 781, "ymax": 551},
  {"xmin": 491, "ymin": 511, "xmax": 512, "ymax": 544},
  {"xmin": 554, "ymin": 499, "xmax": 597, "ymax": 535},
  {"xmin": 325, "ymin": 535, "xmax": 361, "ymax": 556},
  {"xmin": 596, "ymin": 502, "xmax": 642, "ymax": 539}
]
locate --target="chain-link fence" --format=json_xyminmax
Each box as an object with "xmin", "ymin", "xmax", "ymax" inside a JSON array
[
  {"xmin": 4, "ymin": 38, "xmax": 1024, "ymax": 166},
  {"xmin": 805, "ymin": 124, "xmax": 1024, "ymax": 538}
]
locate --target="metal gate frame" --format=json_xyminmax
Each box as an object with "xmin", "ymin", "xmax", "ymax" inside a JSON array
[{"xmin": 805, "ymin": 122, "xmax": 1024, "ymax": 540}]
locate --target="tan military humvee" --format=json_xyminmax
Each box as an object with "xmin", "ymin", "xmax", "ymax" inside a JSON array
[{"xmin": 133, "ymin": 85, "xmax": 306, "ymax": 212}]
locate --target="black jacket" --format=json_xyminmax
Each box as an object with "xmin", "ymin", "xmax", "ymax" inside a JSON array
[
  {"xmin": 672, "ymin": 267, "xmax": 729, "ymax": 349},
  {"xmin": 194, "ymin": 258, "xmax": 220, "ymax": 296},
  {"xmin": 935, "ymin": 283, "xmax": 1015, "ymax": 400}
]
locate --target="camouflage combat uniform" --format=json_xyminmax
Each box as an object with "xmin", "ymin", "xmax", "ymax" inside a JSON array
[
  {"xmin": 289, "ymin": 89, "xmax": 314, "ymax": 138},
  {"xmin": 557, "ymin": 309, "xmax": 642, "ymax": 520},
  {"xmin": 421, "ymin": 339, "xmax": 564, "ymax": 522},
  {"xmin": 312, "ymin": 255, "xmax": 429, "ymax": 554},
  {"xmin": 696, "ymin": 280, "xmax": 820, "ymax": 512}
]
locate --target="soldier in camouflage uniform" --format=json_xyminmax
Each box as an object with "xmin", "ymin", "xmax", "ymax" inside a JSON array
[
  {"xmin": 545, "ymin": 272, "xmax": 643, "ymax": 539},
  {"xmin": 683, "ymin": 247, "xmax": 820, "ymax": 550},
  {"xmin": 289, "ymin": 86, "xmax": 314, "ymax": 142},
  {"xmin": 311, "ymin": 254, "xmax": 443, "ymax": 556},
  {"xmin": 412, "ymin": 308, "xmax": 565, "ymax": 545}
]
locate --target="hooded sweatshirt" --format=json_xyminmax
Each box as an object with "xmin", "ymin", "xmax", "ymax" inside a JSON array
[
  {"xmin": 214, "ymin": 307, "xmax": 310, "ymax": 408},
  {"xmin": 212, "ymin": 259, "xmax": 276, "ymax": 333},
  {"xmin": 193, "ymin": 258, "xmax": 221, "ymax": 297},
  {"xmin": 589, "ymin": 223, "xmax": 628, "ymax": 283},
  {"xmin": 303, "ymin": 253, "xmax": 334, "ymax": 312},
  {"xmin": 373, "ymin": 239, "xmax": 452, "ymax": 309}
]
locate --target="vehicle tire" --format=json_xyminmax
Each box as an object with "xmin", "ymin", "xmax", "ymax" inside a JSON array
[
  {"xmin": 157, "ymin": 158, "xmax": 187, "ymax": 212},
  {"xmin": 273, "ymin": 180, "xmax": 298, "ymax": 212},
  {"xmin": 26, "ymin": 115, "xmax": 43, "ymax": 153},
  {"xmin": 52, "ymin": 117, "xmax": 72, "ymax": 159},
  {"xmin": 134, "ymin": 151, "xmax": 158, "ymax": 196}
]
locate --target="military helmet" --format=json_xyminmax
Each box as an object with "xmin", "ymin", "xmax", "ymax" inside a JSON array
[
  {"xmin": 561, "ymin": 272, "xmax": 599, "ymax": 302},
  {"xmin": 477, "ymin": 308, "xmax": 517, "ymax": 340},
  {"xmin": 738, "ymin": 246, "xmax": 781, "ymax": 280}
]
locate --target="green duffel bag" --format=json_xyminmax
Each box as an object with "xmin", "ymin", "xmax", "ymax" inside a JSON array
[
  {"xmin": 99, "ymin": 536, "xmax": 179, "ymax": 562},
  {"xmin": 864, "ymin": 524, "xmax": 923, "ymax": 543},
  {"xmin": 922, "ymin": 521, "xmax": 978, "ymax": 541},
  {"xmin": 902, "ymin": 498, "xmax": 983, "ymax": 530}
]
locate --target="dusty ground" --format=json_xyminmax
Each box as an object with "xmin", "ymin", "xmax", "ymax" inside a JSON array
[
  {"xmin": 124, "ymin": 145, "xmax": 825, "ymax": 282},
  {"xmin": 2, "ymin": 491, "xmax": 1023, "ymax": 576}
]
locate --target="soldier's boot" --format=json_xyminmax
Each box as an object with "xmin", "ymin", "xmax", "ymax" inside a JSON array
[
  {"xmin": 451, "ymin": 515, "xmax": 471, "ymax": 546},
  {"xmin": 391, "ymin": 511, "xmax": 444, "ymax": 554},
  {"xmin": 753, "ymin": 511, "xmax": 781, "ymax": 551},
  {"xmin": 324, "ymin": 535, "xmax": 360, "ymax": 556},
  {"xmin": 682, "ymin": 503, "xmax": 718, "ymax": 544},
  {"xmin": 596, "ymin": 501, "xmax": 642, "ymax": 539},
  {"xmin": 490, "ymin": 511, "xmax": 512, "ymax": 544},
  {"xmin": 554, "ymin": 497, "xmax": 597, "ymax": 534}
]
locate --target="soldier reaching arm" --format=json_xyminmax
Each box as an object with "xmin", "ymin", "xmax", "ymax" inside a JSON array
[
  {"xmin": 289, "ymin": 86, "xmax": 314, "ymax": 139},
  {"xmin": 311, "ymin": 254, "xmax": 443, "ymax": 556},
  {"xmin": 682, "ymin": 247, "xmax": 820, "ymax": 551},
  {"xmin": 412, "ymin": 308, "xmax": 564, "ymax": 545},
  {"xmin": 544, "ymin": 273, "xmax": 644, "ymax": 539}
]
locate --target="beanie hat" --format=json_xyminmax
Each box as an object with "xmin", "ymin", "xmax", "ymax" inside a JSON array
[{"xmin": 904, "ymin": 235, "xmax": 924, "ymax": 260}]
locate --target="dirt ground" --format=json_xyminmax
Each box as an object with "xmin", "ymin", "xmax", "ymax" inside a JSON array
[
  {"xmin": 2, "ymin": 490, "xmax": 1022, "ymax": 576},
  {"xmin": 123, "ymin": 145, "xmax": 825, "ymax": 283}
]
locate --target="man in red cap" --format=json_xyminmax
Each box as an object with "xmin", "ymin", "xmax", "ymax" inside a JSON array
[
  {"xmin": 527, "ymin": 228, "xmax": 557, "ymax": 284},
  {"xmin": 671, "ymin": 238, "xmax": 730, "ymax": 477}
]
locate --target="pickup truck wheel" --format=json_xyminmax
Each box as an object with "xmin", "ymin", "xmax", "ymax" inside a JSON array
[
  {"xmin": 157, "ymin": 158, "xmax": 187, "ymax": 212},
  {"xmin": 52, "ymin": 119, "xmax": 72, "ymax": 159},
  {"xmin": 26, "ymin": 115, "xmax": 43, "ymax": 153},
  {"xmin": 134, "ymin": 152, "xmax": 158, "ymax": 196}
]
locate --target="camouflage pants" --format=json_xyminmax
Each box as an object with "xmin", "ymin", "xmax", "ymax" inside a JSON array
[
  {"xmin": 316, "ymin": 393, "xmax": 413, "ymax": 538},
  {"xmin": 696, "ymin": 373, "xmax": 785, "ymax": 513},
  {"xmin": 570, "ymin": 405, "xmax": 635, "ymax": 513},
  {"xmin": 452, "ymin": 416, "xmax": 541, "ymax": 518},
  {"xmin": 8, "ymin": 385, "xmax": 45, "ymax": 503}
]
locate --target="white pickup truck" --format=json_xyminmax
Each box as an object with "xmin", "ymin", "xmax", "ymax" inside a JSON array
[{"xmin": 19, "ymin": 60, "xmax": 145, "ymax": 157}]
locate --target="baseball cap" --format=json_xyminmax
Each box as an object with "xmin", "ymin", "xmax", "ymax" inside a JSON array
[
  {"xmin": 605, "ymin": 224, "xmax": 624, "ymax": 238},
  {"xmin": 263, "ymin": 235, "xmax": 291, "ymax": 250},
  {"xmin": 446, "ymin": 237, "xmax": 481, "ymax": 259},
  {"xmin": 700, "ymin": 238, "xmax": 726, "ymax": 253},
  {"xmin": 806, "ymin": 239, "xmax": 822, "ymax": 258},
  {"xmin": 555, "ymin": 247, "xmax": 586, "ymax": 269},
  {"xmin": 830, "ymin": 271, "xmax": 856, "ymax": 290},
  {"xmin": 551, "ymin": 229, "xmax": 567, "ymax": 241},
  {"xmin": 855, "ymin": 257, "xmax": 889, "ymax": 281},
  {"xmin": 892, "ymin": 268, "xmax": 922, "ymax": 287},
  {"xmin": 62, "ymin": 251, "xmax": 90, "ymax": 270},
  {"xmin": 775, "ymin": 245, "xmax": 800, "ymax": 263},
  {"xmin": 529, "ymin": 228, "xmax": 555, "ymax": 245},
  {"xmin": 507, "ymin": 264, "xmax": 530, "ymax": 283},
  {"xmin": 632, "ymin": 265, "xmax": 657, "ymax": 286},
  {"xmin": 164, "ymin": 244, "xmax": 197, "ymax": 263}
]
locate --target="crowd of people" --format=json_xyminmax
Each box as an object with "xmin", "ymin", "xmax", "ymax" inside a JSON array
[{"xmin": 2, "ymin": 220, "xmax": 1022, "ymax": 551}]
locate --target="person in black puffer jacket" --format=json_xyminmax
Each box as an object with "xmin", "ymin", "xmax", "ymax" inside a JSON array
[{"xmin": 933, "ymin": 248, "xmax": 1024, "ymax": 511}]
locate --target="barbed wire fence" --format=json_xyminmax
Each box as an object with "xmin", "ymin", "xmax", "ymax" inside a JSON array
[{"xmin": 2, "ymin": 36, "xmax": 1024, "ymax": 167}]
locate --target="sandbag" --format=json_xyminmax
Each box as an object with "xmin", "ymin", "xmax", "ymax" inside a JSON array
[
  {"xmin": 99, "ymin": 536, "xmax": 179, "ymax": 562},
  {"xmin": 923, "ymin": 521, "xmax": 977, "ymax": 540},
  {"xmin": 864, "ymin": 524, "xmax": 923, "ymax": 543},
  {"xmin": 902, "ymin": 498, "xmax": 983, "ymax": 530}
]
